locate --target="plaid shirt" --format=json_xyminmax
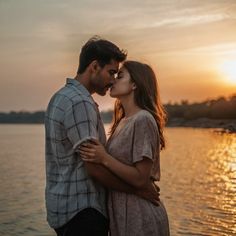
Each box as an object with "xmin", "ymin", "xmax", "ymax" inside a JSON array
[{"xmin": 44, "ymin": 78, "xmax": 107, "ymax": 229}]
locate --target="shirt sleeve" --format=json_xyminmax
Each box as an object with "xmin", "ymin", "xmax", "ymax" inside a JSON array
[
  {"xmin": 64, "ymin": 99, "xmax": 99, "ymax": 151},
  {"xmin": 132, "ymin": 114, "xmax": 159, "ymax": 163}
]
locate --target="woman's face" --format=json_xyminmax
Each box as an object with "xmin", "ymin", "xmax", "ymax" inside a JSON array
[{"xmin": 109, "ymin": 66, "xmax": 135, "ymax": 98}]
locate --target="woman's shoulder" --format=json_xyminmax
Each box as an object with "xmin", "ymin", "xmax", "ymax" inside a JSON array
[
  {"xmin": 129, "ymin": 110, "xmax": 157, "ymax": 132},
  {"xmin": 134, "ymin": 109, "xmax": 156, "ymax": 124},
  {"xmin": 121, "ymin": 110, "xmax": 157, "ymax": 131}
]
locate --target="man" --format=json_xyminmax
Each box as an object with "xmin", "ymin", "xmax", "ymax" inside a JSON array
[{"xmin": 45, "ymin": 36, "xmax": 159, "ymax": 236}]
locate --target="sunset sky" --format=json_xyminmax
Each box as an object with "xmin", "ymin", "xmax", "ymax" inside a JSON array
[{"xmin": 0, "ymin": 0, "xmax": 236, "ymax": 112}]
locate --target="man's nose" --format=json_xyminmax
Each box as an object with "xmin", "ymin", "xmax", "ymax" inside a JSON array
[{"xmin": 110, "ymin": 75, "xmax": 116, "ymax": 83}]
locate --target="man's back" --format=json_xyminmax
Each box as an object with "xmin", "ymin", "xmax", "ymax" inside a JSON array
[{"xmin": 45, "ymin": 78, "xmax": 107, "ymax": 229}]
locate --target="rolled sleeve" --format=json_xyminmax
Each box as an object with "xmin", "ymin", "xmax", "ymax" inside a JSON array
[{"xmin": 64, "ymin": 99, "xmax": 99, "ymax": 151}]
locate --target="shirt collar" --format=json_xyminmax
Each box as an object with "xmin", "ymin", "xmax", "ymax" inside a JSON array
[
  {"xmin": 66, "ymin": 78, "xmax": 90, "ymax": 97},
  {"xmin": 66, "ymin": 78, "xmax": 99, "ymax": 108}
]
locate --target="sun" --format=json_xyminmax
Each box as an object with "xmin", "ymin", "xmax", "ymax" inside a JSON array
[{"xmin": 220, "ymin": 60, "xmax": 236, "ymax": 84}]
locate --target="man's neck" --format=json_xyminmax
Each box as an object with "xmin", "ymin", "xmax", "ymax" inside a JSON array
[{"xmin": 74, "ymin": 74, "xmax": 94, "ymax": 94}]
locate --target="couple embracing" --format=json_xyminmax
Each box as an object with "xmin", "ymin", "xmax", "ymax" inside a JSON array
[{"xmin": 45, "ymin": 36, "xmax": 170, "ymax": 236}]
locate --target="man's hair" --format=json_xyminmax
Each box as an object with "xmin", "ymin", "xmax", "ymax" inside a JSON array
[{"xmin": 77, "ymin": 36, "xmax": 127, "ymax": 74}]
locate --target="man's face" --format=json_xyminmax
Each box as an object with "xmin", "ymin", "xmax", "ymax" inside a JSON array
[{"xmin": 92, "ymin": 60, "xmax": 119, "ymax": 96}]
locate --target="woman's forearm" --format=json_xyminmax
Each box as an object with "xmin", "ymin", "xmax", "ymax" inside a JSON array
[
  {"xmin": 85, "ymin": 161, "xmax": 136, "ymax": 192},
  {"xmin": 102, "ymin": 153, "xmax": 150, "ymax": 188},
  {"xmin": 84, "ymin": 162, "xmax": 160, "ymax": 206},
  {"xmin": 79, "ymin": 140, "xmax": 152, "ymax": 188}
]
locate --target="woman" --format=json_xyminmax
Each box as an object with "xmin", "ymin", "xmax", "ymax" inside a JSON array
[{"xmin": 79, "ymin": 61, "xmax": 170, "ymax": 236}]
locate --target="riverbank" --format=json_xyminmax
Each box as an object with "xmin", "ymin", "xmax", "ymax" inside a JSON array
[
  {"xmin": 167, "ymin": 118, "xmax": 236, "ymax": 133},
  {"xmin": 0, "ymin": 115, "xmax": 235, "ymax": 133}
]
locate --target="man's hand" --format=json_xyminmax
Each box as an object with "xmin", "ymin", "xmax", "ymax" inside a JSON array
[{"xmin": 135, "ymin": 181, "xmax": 160, "ymax": 206}]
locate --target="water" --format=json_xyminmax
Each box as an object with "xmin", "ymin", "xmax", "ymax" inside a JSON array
[
  {"xmin": 0, "ymin": 125, "xmax": 235, "ymax": 235},
  {"xmin": 159, "ymin": 128, "xmax": 236, "ymax": 235}
]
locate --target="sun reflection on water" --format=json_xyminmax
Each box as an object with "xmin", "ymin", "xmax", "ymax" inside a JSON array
[
  {"xmin": 205, "ymin": 133, "xmax": 236, "ymax": 234},
  {"xmin": 160, "ymin": 128, "xmax": 236, "ymax": 235}
]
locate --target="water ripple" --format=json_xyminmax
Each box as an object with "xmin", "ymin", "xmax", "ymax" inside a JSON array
[{"xmin": 0, "ymin": 125, "xmax": 235, "ymax": 235}]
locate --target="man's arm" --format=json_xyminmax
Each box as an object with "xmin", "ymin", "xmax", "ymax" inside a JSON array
[
  {"xmin": 64, "ymin": 100, "xmax": 159, "ymax": 204},
  {"xmin": 85, "ymin": 162, "xmax": 134, "ymax": 192},
  {"xmin": 64, "ymin": 101, "xmax": 137, "ymax": 192},
  {"xmin": 84, "ymin": 162, "xmax": 160, "ymax": 205}
]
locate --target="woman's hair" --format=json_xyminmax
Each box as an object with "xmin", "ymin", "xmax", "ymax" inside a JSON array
[{"xmin": 109, "ymin": 61, "xmax": 167, "ymax": 150}]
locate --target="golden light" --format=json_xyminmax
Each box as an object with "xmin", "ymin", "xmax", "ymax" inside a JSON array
[{"xmin": 220, "ymin": 60, "xmax": 236, "ymax": 84}]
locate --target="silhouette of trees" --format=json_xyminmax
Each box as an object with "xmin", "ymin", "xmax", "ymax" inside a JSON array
[
  {"xmin": 0, "ymin": 111, "xmax": 45, "ymax": 123},
  {"xmin": 165, "ymin": 94, "xmax": 236, "ymax": 120},
  {"xmin": 0, "ymin": 94, "xmax": 235, "ymax": 124}
]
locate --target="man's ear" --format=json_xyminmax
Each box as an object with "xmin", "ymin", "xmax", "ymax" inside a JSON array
[{"xmin": 89, "ymin": 60, "xmax": 99, "ymax": 73}]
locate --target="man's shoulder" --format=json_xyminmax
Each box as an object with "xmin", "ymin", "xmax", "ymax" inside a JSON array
[{"xmin": 48, "ymin": 85, "xmax": 95, "ymax": 110}]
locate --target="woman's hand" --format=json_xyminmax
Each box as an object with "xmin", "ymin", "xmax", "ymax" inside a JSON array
[{"xmin": 79, "ymin": 138, "xmax": 109, "ymax": 164}]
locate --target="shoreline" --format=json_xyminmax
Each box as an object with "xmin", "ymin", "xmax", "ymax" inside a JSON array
[
  {"xmin": 0, "ymin": 118, "xmax": 235, "ymax": 133},
  {"xmin": 167, "ymin": 118, "xmax": 236, "ymax": 133}
]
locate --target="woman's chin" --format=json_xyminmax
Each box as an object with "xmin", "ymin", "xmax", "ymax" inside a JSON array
[
  {"xmin": 109, "ymin": 93, "xmax": 116, "ymax": 98},
  {"xmin": 109, "ymin": 91, "xmax": 118, "ymax": 98}
]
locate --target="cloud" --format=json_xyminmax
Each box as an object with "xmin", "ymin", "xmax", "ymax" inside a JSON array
[
  {"xmin": 136, "ymin": 13, "xmax": 230, "ymax": 29},
  {"xmin": 0, "ymin": 0, "xmax": 236, "ymax": 111},
  {"xmin": 182, "ymin": 43, "xmax": 236, "ymax": 56}
]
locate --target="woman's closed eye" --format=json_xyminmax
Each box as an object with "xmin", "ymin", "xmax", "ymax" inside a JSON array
[
  {"xmin": 108, "ymin": 70, "xmax": 117, "ymax": 77},
  {"xmin": 117, "ymin": 71, "xmax": 123, "ymax": 80}
]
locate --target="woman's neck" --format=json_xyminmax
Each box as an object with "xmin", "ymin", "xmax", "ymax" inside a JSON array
[{"xmin": 120, "ymin": 96, "xmax": 141, "ymax": 118}]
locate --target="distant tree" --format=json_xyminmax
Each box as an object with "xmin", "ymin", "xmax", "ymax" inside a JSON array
[{"xmin": 0, "ymin": 94, "xmax": 235, "ymax": 124}]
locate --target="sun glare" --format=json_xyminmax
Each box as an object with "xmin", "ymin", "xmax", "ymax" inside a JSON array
[{"xmin": 220, "ymin": 60, "xmax": 236, "ymax": 84}]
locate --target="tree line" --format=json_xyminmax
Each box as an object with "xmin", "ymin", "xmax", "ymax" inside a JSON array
[
  {"xmin": 0, "ymin": 94, "xmax": 235, "ymax": 124},
  {"xmin": 166, "ymin": 94, "xmax": 236, "ymax": 120}
]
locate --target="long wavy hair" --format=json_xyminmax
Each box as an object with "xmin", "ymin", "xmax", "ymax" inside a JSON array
[{"xmin": 109, "ymin": 61, "xmax": 167, "ymax": 150}]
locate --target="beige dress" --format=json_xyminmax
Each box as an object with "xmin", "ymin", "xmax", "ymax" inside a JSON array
[{"xmin": 106, "ymin": 110, "xmax": 170, "ymax": 236}]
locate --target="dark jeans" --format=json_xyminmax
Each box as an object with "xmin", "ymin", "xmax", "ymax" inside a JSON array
[{"xmin": 54, "ymin": 208, "xmax": 109, "ymax": 236}]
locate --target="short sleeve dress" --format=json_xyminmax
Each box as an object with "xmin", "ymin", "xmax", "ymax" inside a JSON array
[{"xmin": 106, "ymin": 110, "xmax": 170, "ymax": 236}]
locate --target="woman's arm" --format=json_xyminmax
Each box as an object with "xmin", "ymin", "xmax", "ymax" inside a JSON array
[
  {"xmin": 79, "ymin": 139, "xmax": 153, "ymax": 188},
  {"xmin": 84, "ymin": 161, "xmax": 160, "ymax": 206}
]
